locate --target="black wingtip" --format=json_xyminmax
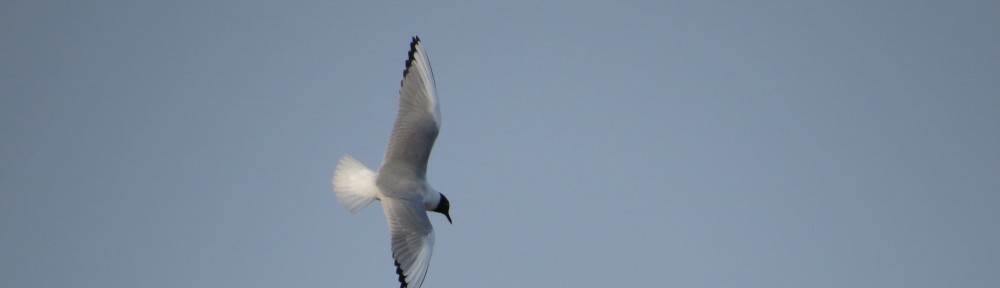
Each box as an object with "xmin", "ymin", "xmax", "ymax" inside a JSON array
[
  {"xmin": 402, "ymin": 36, "xmax": 422, "ymax": 81},
  {"xmin": 394, "ymin": 259, "xmax": 408, "ymax": 288}
]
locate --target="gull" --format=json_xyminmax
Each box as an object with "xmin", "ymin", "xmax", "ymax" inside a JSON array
[{"xmin": 332, "ymin": 36, "xmax": 452, "ymax": 288}]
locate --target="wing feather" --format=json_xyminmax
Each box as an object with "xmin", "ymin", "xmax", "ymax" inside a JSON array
[
  {"xmin": 382, "ymin": 197, "xmax": 435, "ymax": 288},
  {"xmin": 380, "ymin": 37, "xmax": 440, "ymax": 179}
]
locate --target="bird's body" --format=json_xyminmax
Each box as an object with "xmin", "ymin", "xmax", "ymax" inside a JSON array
[{"xmin": 332, "ymin": 36, "xmax": 451, "ymax": 288}]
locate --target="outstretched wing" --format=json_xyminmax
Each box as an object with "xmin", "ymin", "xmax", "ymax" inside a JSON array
[
  {"xmin": 379, "ymin": 36, "xmax": 440, "ymax": 180},
  {"xmin": 382, "ymin": 197, "xmax": 435, "ymax": 288}
]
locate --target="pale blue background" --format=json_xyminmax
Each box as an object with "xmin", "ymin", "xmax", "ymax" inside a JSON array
[{"xmin": 3, "ymin": 1, "xmax": 999, "ymax": 287}]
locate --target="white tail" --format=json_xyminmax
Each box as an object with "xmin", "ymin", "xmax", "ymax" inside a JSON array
[{"xmin": 332, "ymin": 155, "xmax": 379, "ymax": 213}]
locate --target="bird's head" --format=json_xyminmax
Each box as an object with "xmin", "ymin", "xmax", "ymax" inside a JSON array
[{"xmin": 433, "ymin": 193, "xmax": 452, "ymax": 224}]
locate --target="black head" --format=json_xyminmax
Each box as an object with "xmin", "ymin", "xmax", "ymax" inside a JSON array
[{"xmin": 433, "ymin": 194, "xmax": 452, "ymax": 224}]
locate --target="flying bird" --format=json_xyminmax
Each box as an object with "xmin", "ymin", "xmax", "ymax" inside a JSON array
[{"xmin": 332, "ymin": 36, "xmax": 452, "ymax": 288}]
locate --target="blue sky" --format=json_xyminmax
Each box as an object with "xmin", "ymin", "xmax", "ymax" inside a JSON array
[{"xmin": 2, "ymin": 1, "xmax": 999, "ymax": 287}]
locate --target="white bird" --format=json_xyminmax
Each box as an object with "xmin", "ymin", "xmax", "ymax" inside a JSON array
[{"xmin": 332, "ymin": 36, "xmax": 452, "ymax": 288}]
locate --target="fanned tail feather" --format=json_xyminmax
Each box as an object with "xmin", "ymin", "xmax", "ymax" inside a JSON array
[{"xmin": 332, "ymin": 155, "xmax": 379, "ymax": 213}]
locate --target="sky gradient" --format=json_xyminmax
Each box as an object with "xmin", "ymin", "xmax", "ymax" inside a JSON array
[{"xmin": 3, "ymin": 1, "xmax": 999, "ymax": 287}]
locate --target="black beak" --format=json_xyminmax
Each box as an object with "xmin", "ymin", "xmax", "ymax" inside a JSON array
[{"xmin": 444, "ymin": 213, "xmax": 452, "ymax": 224}]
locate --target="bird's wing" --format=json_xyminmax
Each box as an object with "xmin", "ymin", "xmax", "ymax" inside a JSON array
[
  {"xmin": 382, "ymin": 197, "xmax": 435, "ymax": 288},
  {"xmin": 380, "ymin": 36, "xmax": 440, "ymax": 179}
]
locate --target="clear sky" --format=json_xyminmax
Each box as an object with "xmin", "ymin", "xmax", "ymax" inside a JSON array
[{"xmin": 2, "ymin": 1, "xmax": 999, "ymax": 287}]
